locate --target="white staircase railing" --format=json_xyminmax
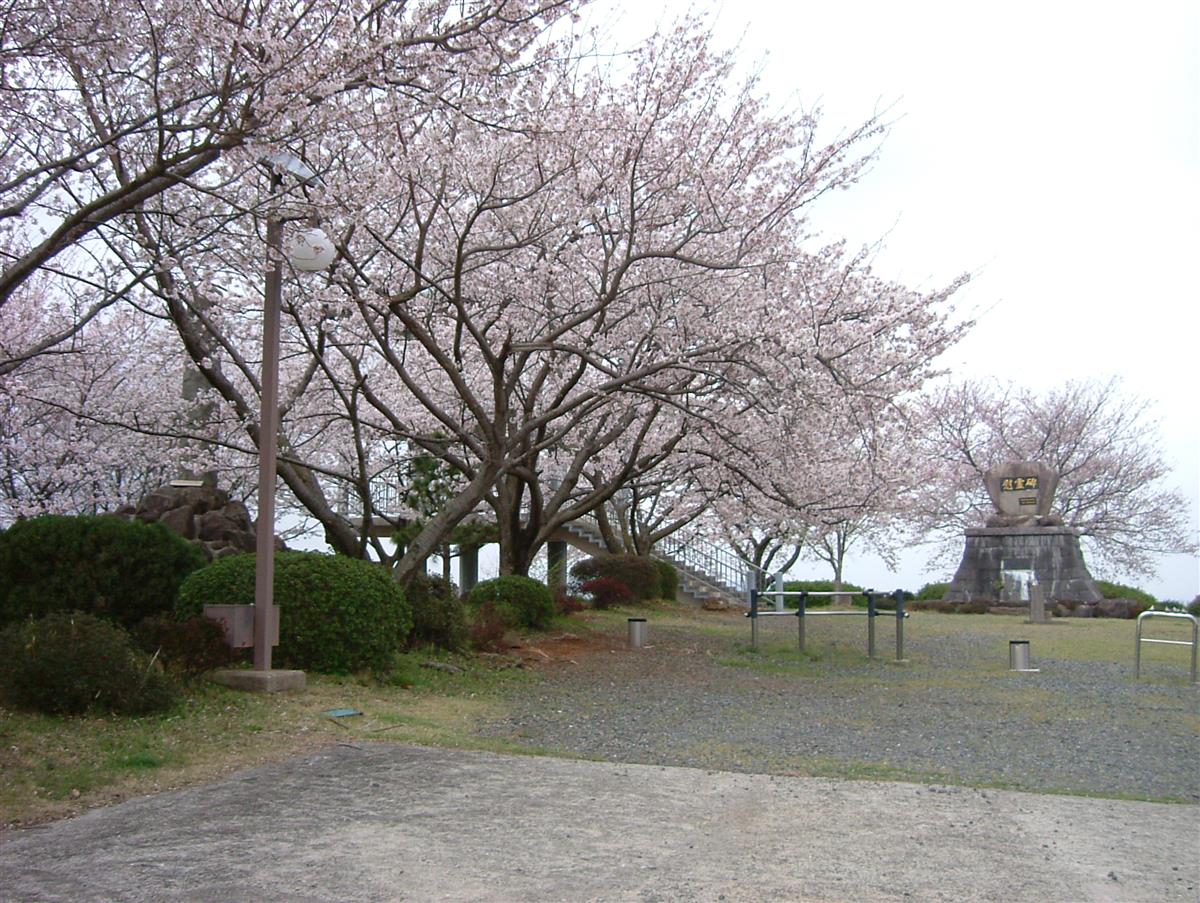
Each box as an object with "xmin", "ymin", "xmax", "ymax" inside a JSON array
[
  {"xmin": 345, "ymin": 478, "xmax": 771, "ymax": 606},
  {"xmin": 564, "ymin": 516, "xmax": 768, "ymax": 606}
]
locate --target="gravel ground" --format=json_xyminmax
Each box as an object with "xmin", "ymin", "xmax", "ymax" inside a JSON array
[{"xmin": 479, "ymin": 615, "xmax": 1199, "ymax": 802}]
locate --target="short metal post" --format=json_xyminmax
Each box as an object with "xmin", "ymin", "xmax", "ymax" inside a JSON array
[
  {"xmin": 866, "ymin": 591, "xmax": 877, "ymax": 660},
  {"xmin": 1009, "ymin": 640, "xmax": 1033, "ymax": 671},
  {"xmin": 893, "ymin": 591, "xmax": 906, "ymax": 662},
  {"xmin": 750, "ymin": 589, "xmax": 759, "ymax": 649},
  {"xmin": 797, "ymin": 591, "xmax": 808, "ymax": 652},
  {"xmin": 1134, "ymin": 620, "xmax": 1140, "ymax": 678}
]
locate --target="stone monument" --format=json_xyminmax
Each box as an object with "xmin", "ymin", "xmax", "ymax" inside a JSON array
[
  {"xmin": 944, "ymin": 461, "xmax": 1102, "ymax": 607},
  {"xmin": 117, "ymin": 481, "xmax": 284, "ymax": 561}
]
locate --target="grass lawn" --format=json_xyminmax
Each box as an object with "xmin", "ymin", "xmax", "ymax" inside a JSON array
[
  {"xmin": 2, "ymin": 604, "xmax": 1195, "ymax": 828},
  {"xmin": 0, "ymin": 650, "xmax": 543, "ymax": 830}
]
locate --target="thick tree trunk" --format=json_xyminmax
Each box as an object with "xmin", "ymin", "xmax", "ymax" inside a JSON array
[{"xmin": 393, "ymin": 464, "xmax": 499, "ymax": 585}]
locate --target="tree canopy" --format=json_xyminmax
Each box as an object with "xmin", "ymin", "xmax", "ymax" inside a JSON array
[{"xmin": 1, "ymin": 1, "xmax": 973, "ymax": 582}]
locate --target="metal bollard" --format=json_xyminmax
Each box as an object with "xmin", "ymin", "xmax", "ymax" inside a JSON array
[
  {"xmin": 1009, "ymin": 639, "xmax": 1038, "ymax": 672},
  {"xmin": 627, "ymin": 617, "xmax": 647, "ymax": 648}
]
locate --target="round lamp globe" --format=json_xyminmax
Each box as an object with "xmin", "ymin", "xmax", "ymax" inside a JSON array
[{"xmin": 285, "ymin": 228, "xmax": 335, "ymax": 271}]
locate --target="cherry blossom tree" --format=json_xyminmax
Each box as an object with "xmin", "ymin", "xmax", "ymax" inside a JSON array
[
  {"xmin": 582, "ymin": 238, "xmax": 970, "ymax": 582},
  {"xmin": 0, "ymin": 306, "xmax": 247, "ymax": 523},
  {"xmin": 102, "ymin": 13, "xmax": 917, "ymax": 582},
  {"xmin": 4, "ymin": 2, "xmax": 972, "ymax": 589},
  {"xmin": 0, "ymin": 0, "xmax": 576, "ymax": 375},
  {"xmin": 911, "ymin": 377, "xmax": 1197, "ymax": 578}
]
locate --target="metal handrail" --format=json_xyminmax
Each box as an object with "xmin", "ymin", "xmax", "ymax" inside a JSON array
[
  {"xmin": 1134, "ymin": 610, "xmax": 1198, "ymax": 683},
  {"xmin": 340, "ymin": 478, "xmax": 770, "ymax": 604},
  {"xmin": 336, "ymin": 479, "xmax": 402, "ymax": 519},
  {"xmin": 656, "ymin": 530, "xmax": 769, "ymax": 601}
]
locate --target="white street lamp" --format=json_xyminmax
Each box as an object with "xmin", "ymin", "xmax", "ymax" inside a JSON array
[{"xmin": 252, "ymin": 152, "xmax": 332, "ymax": 678}]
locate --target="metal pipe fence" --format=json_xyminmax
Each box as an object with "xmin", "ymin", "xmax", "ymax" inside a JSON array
[
  {"xmin": 1134, "ymin": 610, "xmax": 1198, "ymax": 683},
  {"xmin": 746, "ymin": 590, "xmax": 909, "ymax": 663}
]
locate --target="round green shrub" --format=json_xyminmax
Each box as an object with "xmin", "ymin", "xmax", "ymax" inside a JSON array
[
  {"xmin": 176, "ymin": 552, "xmax": 411, "ymax": 674},
  {"xmin": 571, "ymin": 555, "xmax": 661, "ymax": 602},
  {"xmin": 1094, "ymin": 580, "xmax": 1157, "ymax": 607},
  {"xmin": 404, "ymin": 572, "xmax": 468, "ymax": 651},
  {"xmin": 0, "ymin": 515, "xmax": 206, "ymax": 630},
  {"xmin": 0, "ymin": 611, "xmax": 178, "ymax": 715},
  {"xmin": 465, "ymin": 575, "xmax": 555, "ymax": 630},
  {"xmin": 651, "ymin": 558, "xmax": 678, "ymax": 601}
]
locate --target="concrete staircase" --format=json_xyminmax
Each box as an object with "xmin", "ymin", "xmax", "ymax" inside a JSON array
[
  {"xmin": 552, "ymin": 518, "xmax": 750, "ymax": 608},
  {"xmin": 340, "ymin": 479, "xmax": 757, "ymax": 608}
]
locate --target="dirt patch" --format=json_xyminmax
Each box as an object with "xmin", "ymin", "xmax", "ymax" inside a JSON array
[{"xmin": 510, "ymin": 631, "xmax": 620, "ymax": 669}]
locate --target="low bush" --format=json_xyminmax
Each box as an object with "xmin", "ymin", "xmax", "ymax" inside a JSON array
[
  {"xmin": 1094, "ymin": 580, "xmax": 1157, "ymax": 607},
  {"xmin": 0, "ymin": 612, "xmax": 178, "ymax": 715},
  {"xmin": 581, "ymin": 576, "xmax": 633, "ymax": 610},
  {"xmin": 468, "ymin": 602, "xmax": 508, "ymax": 652},
  {"xmin": 909, "ymin": 599, "xmax": 988, "ymax": 614},
  {"xmin": 851, "ymin": 590, "xmax": 909, "ymax": 610},
  {"xmin": 133, "ymin": 615, "xmax": 238, "ymax": 678},
  {"xmin": 651, "ymin": 558, "xmax": 678, "ymax": 601},
  {"xmin": 782, "ymin": 580, "xmax": 865, "ymax": 608},
  {"xmin": 571, "ymin": 555, "xmax": 661, "ymax": 602},
  {"xmin": 176, "ymin": 552, "xmax": 411, "ymax": 674},
  {"xmin": 555, "ymin": 589, "xmax": 587, "ymax": 615},
  {"xmin": 404, "ymin": 572, "xmax": 468, "ymax": 651},
  {"xmin": 464, "ymin": 575, "xmax": 555, "ymax": 630},
  {"xmin": 0, "ymin": 515, "xmax": 206, "ymax": 630},
  {"xmin": 914, "ymin": 581, "xmax": 950, "ymax": 601}
]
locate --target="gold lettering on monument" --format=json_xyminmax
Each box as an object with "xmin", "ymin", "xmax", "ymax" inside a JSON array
[{"xmin": 1001, "ymin": 476, "xmax": 1038, "ymax": 492}]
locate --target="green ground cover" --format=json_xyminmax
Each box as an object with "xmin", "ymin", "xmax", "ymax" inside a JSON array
[{"xmin": 2, "ymin": 604, "xmax": 1195, "ymax": 827}]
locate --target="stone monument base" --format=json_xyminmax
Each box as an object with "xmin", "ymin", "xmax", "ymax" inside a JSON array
[{"xmin": 944, "ymin": 527, "xmax": 1102, "ymax": 605}]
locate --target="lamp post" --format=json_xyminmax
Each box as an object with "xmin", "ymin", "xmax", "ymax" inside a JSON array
[{"xmin": 252, "ymin": 153, "xmax": 333, "ymax": 675}]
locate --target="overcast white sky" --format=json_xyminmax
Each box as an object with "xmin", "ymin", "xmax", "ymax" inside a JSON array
[{"xmin": 599, "ymin": 0, "xmax": 1200, "ymax": 599}]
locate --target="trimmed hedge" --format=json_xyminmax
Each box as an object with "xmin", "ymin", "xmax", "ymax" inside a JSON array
[
  {"xmin": 176, "ymin": 552, "xmax": 411, "ymax": 674},
  {"xmin": 0, "ymin": 515, "xmax": 206, "ymax": 630},
  {"xmin": 404, "ymin": 572, "xmax": 468, "ymax": 651},
  {"xmin": 464, "ymin": 576, "xmax": 555, "ymax": 630},
  {"xmin": 571, "ymin": 555, "xmax": 661, "ymax": 602},
  {"xmin": 0, "ymin": 611, "xmax": 178, "ymax": 715}
]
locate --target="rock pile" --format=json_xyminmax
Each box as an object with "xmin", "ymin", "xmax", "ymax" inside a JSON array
[
  {"xmin": 1053, "ymin": 598, "xmax": 1147, "ymax": 619},
  {"xmin": 118, "ymin": 482, "xmax": 282, "ymax": 562}
]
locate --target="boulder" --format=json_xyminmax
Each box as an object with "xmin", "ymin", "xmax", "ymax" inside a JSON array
[
  {"xmin": 158, "ymin": 505, "xmax": 196, "ymax": 540},
  {"xmin": 120, "ymin": 482, "xmax": 281, "ymax": 562},
  {"xmin": 1095, "ymin": 598, "xmax": 1143, "ymax": 620}
]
